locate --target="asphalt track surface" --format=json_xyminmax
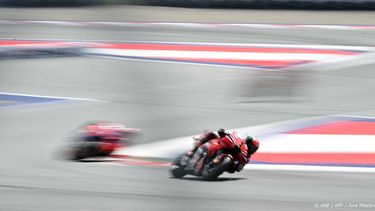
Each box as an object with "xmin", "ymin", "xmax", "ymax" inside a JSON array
[{"xmin": 1, "ymin": 6, "xmax": 375, "ymax": 211}]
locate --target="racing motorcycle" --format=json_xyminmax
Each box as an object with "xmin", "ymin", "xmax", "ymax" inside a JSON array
[
  {"xmin": 65, "ymin": 122, "xmax": 140, "ymax": 161},
  {"xmin": 68, "ymin": 140, "xmax": 121, "ymax": 160},
  {"xmin": 170, "ymin": 131, "xmax": 247, "ymax": 180}
]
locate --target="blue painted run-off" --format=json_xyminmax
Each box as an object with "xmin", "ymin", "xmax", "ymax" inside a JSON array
[{"xmin": 0, "ymin": 93, "xmax": 67, "ymax": 107}]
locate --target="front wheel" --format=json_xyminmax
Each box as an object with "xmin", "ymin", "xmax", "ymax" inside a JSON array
[{"xmin": 202, "ymin": 156, "xmax": 232, "ymax": 181}]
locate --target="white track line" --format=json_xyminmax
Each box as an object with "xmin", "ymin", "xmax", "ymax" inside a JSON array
[
  {"xmin": 1, "ymin": 20, "xmax": 375, "ymax": 31},
  {"xmin": 284, "ymin": 52, "xmax": 375, "ymax": 71},
  {"xmin": 0, "ymin": 92, "xmax": 109, "ymax": 103},
  {"xmin": 336, "ymin": 114, "xmax": 375, "ymax": 120},
  {"xmin": 94, "ymin": 41, "xmax": 375, "ymax": 51},
  {"xmin": 87, "ymin": 49, "xmax": 348, "ymax": 61},
  {"xmin": 91, "ymin": 55, "xmax": 269, "ymax": 71},
  {"xmin": 2, "ymin": 38, "xmax": 374, "ymax": 71}
]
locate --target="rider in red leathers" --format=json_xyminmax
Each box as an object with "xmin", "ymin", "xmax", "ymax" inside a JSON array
[
  {"xmin": 228, "ymin": 135, "xmax": 259, "ymax": 172},
  {"xmin": 186, "ymin": 130, "xmax": 223, "ymax": 156},
  {"xmin": 66, "ymin": 121, "xmax": 141, "ymax": 160},
  {"xmin": 81, "ymin": 121, "xmax": 140, "ymax": 154},
  {"xmin": 186, "ymin": 128, "xmax": 259, "ymax": 175}
]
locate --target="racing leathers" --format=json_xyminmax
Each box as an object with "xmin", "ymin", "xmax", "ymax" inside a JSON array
[
  {"xmin": 186, "ymin": 129, "xmax": 259, "ymax": 175},
  {"xmin": 81, "ymin": 122, "xmax": 140, "ymax": 153}
]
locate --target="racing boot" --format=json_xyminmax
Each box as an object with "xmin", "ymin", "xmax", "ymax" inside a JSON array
[{"xmin": 185, "ymin": 147, "xmax": 207, "ymax": 175}]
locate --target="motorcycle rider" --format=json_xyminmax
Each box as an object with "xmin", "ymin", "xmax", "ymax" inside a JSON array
[
  {"xmin": 80, "ymin": 121, "xmax": 140, "ymax": 152},
  {"xmin": 230, "ymin": 135, "xmax": 259, "ymax": 172},
  {"xmin": 186, "ymin": 128, "xmax": 227, "ymax": 156},
  {"xmin": 186, "ymin": 128, "xmax": 259, "ymax": 175}
]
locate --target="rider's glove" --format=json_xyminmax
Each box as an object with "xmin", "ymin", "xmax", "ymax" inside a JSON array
[{"xmin": 233, "ymin": 145, "xmax": 240, "ymax": 154}]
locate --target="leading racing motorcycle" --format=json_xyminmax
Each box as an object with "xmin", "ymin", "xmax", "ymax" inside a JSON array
[{"xmin": 170, "ymin": 131, "xmax": 247, "ymax": 180}]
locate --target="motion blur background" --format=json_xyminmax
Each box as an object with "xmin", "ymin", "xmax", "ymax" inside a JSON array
[{"xmin": 1, "ymin": 0, "xmax": 375, "ymax": 211}]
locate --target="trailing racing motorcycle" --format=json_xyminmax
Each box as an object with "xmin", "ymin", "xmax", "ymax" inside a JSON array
[{"xmin": 65, "ymin": 121, "xmax": 140, "ymax": 161}]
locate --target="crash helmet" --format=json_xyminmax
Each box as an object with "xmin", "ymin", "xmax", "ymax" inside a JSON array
[
  {"xmin": 245, "ymin": 136, "xmax": 253, "ymax": 145},
  {"xmin": 252, "ymin": 138, "xmax": 260, "ymax": 149},
  {"xmin": 246, "ymin": 135, "xmax": 259, "ymax": 148}
]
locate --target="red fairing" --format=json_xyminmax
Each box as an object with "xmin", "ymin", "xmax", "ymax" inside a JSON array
[
  {"xmin": 86, "ymin": 124, "xmax": 119, "ymax": 140},
  {"xmin": 222, "ymin": 132, "xmax": 250, "ymax": 165},
  {"xmin": 237, "ymin": 144, "xmax": 250, "ymax": 164},
  {"xmin": 99, "ymin": 142, "xmax": 122, "ymax": 152},
  {"xmin": 206, "ymin": 139, "xmax": 222, "ymax": 157},
  {"xmin": 86, "ymin": 125, "xmax": 102, "ymax": 136},
  {"xmin": 220, "ymin": 131, "xmax": 243, "ymax": 149},
  {"xmin": 194, "ymin": 132, "xmax": 219, "ymax": 149},
  {"xmin": 205, "ymin": 131, "xmax": 249, "ymax": 165},
  {"xmin": 252, "ymin": 139, "xmax": 260, "ymax": 149},
  {"xmin": 85, "ymin": 122, "xmax": 137, "ymax": 141},
  {"xmin": 220, "ymin": 136, "xmax": 235, "ymax": 149}
]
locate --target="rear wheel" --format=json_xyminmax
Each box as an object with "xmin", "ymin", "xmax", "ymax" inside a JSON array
[
  {"xmin": 72, "ymin": 147, "xmax": 89, "ymax": 160},
  {"xmin": 170, "ymin": 154, "xmax": 189, "ymax": 178},
  {"xmin": 202, "ymin": 156, "xmax": 232, "ymax": 181}
]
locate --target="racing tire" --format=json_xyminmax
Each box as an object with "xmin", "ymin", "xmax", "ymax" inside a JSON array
[
  {"xmin": 169, "ymin": 154, "xmax": 189, "ymax": 178},
  {"xmin": 71, "ymin": 142, "xmax": 100, "ymax": 161},
  {"xmin": 202, "ymin": 156, "xmax": 232, "ymax": 181}
]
